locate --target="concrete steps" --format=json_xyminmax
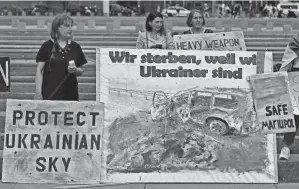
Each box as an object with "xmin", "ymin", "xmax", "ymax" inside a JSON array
[
  {"xmin": 9, "ymin": 60, "xmax": 284, "ymax": 78},
  {"xmin": 0, "ymin": 34, "xmax": 291, "ymax": 41},
  {"xmin": 0, "ymin": 31, "xmax": 138, "ymax": 36},
  {"xmin": 0, "ymin": 35, "xmax": 138, "ymax": 41},
  {"xmin": 11, "ymin": 76, "xmax": 96, "ymax": 83},
  {"xmin": 0, "ymin": 39, "xmax": 137, "ymax": 46},
  {"xmin": 9, "ymin": 82, "xmax": 95, "ymax": 93},
  {"xmin": 0, "ymin": 92, "xmax": 95, "ymax": 101},
  {"xmin": 0, "ymin": 51, "xmax": 285, "ymax": 62},
  {"xmin": 0, "ymin": 31, "xmax": 290, "ymax": 63},
  {"xmin": 0, "ymin": 41, "xmax": 290, "ymax": 47},
  {"xmin": 0, "ymin": 29, "xmax": 296, "ymax": 37},
  {"xmin": 1, "ymin": 16, "xmax": 299, "ymax": 26}
]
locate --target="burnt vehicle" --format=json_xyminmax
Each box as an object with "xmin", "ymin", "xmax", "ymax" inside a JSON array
[{"xmin": 150, "ymin": 87, "xmax": 258, "ymax": 136}]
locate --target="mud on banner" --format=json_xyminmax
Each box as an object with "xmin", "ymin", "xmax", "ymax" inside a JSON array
[
  {"xmin": 97, "ymin": 48, "xmax": 277, "ymax": 183},
  {"xmin": 2, "ymin": 100, "xmax": 104, "ymax": 184},
  {"xmin": 173, "ymin": 31, "xmax": 246, "ymax": 51}
]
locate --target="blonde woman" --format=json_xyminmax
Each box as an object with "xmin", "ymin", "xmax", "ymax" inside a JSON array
[{"xmin": 35, "ymin": 14, "xmax": 87, "ymax": 100}]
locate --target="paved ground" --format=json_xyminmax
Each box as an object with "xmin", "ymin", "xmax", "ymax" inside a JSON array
[
  {"xmin": 0, "ymin": 183, "xmax": 299, "ymax": 189},
  {"xmin": 0, "ymin": 24, "xmax": 293, "ymax": 34}
]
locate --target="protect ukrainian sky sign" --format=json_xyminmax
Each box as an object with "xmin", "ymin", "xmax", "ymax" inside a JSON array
[
  {"xmin": 97, "ymin": 48, "xmax": 277, "ymax": 183},
  {"xmin": 2, "ymin": 100, "xmax": 104, "ymax": 184}
]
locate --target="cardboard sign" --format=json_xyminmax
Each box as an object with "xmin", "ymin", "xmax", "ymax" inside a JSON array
[
  {"xmin": 248, "ymin": 72, "xmax": 296, "ymax": 134},
  {"xmin": 174, "ymin": 31, "xmax": 246, "ymax": 51},
  {"xmin": 2, "ymin": 100, "xmax": 104, "ymax": 184},
  {"xmin": 0, "ymin": 57, "xmax": 10, "ymax": 91},
  {"xmin": 97, "ymin": 48, "xmax": 277, "ymax": 183}
]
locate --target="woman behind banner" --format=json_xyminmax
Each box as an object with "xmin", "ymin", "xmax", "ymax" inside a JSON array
[
  {"xmin": 136, "ymin": 12, "xmax": 175, "ymax": 49},
  {"xmin": 279, "ymin": 35, "xmax": 299, "ymax": 160},
  {"xmin": 182, "ymin": 9, "xmax": 214, "ymax": 34},
  {"xmin": 34, "ymin": 14, "xmax": 87, "ymax": 101}
]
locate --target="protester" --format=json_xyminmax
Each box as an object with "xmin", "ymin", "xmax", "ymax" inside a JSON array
[
  {"xmin": 233, "ymin": 3, "xmax": 242, "ymax": 19},
  {"xmin": 203, "ymin": 3, "xmax": 210, "ymax": 18},
  {"xmin": 216, "ymin": 3, "xmax": 222, "ymax": 18},
  {"xmin": 269, "ymin": 4, "xmax": 274, "ymax": 18},
  {"xmin": 224, "ymin": 4, "xmax": 232, "ymax": 18},
  {"xmin": 182, "ymin": 9, "xmax": 213, "ymax": 34},
  {"xmin": 248, "ymin": 3, "xmax": 254, "ymax": 18},
  {"xmin": 278, "ymin": 35, "xmax": 299, "ymax": 160},
  {"xmin": 34, "ymin": 14, "xmax": 87, "ymax": 101},
  {"xmin": 175, "ymin": 4, "xmax": 180, "ymax": 16},
  {"xmin": 221, "ymin": 3, "xmax": 226, "ymax": 17},
  {"xmin": 263, "ymin": 4, "xmax": 273, "ymax": 18},
  {"xmin": 136, "ymin": 11, "xmax": 175, "ymax": 49}
]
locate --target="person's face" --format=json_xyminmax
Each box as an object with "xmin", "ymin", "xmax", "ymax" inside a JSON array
[
  {"xmin": 149, "ymin": 17, "xmax": 163, "ymax": 32},
  {"xmin": 191, "ymin": 12, "xmax": 204, "ymax": 29},
  {"xmin": 58, "ymin": 20, "xmax": 73, "ymax": 40}
]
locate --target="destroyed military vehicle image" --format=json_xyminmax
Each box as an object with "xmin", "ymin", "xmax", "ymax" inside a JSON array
[
  {"xmin": 150, "ymin": 87, "xmax": 258, "ymax": 136},
  {"xmin": 106, "ymin": 87, "xmax": 268, "ymax": 175}
]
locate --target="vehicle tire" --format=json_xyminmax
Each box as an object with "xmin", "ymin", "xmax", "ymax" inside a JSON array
[
  {"xmin": 168, "ymin": 13, "xmax": 173, "ymax": 17},
  {"xmin": 206, "ymin": 118, "xmax": 229, "ymax": 135}
]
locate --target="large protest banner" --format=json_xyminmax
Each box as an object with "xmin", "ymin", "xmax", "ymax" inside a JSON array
[
  {"xmin": 2, "ymin": 99, "xmax": 104, "ymax": 184},
  {"xmin": 173, "ymin": 31, "xmax": 246, "ymax": 51},
  {"xmin": 248, "ymin": 72, "xmax": 296, "ymax": 134},
  {"xmin": 97, "ymin": 48, "xmax": 277, "ymax": 183}
]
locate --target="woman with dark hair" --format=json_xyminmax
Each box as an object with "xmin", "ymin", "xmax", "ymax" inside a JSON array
[
  {"xmin": 136, "ymin": 11, "xmax": 175, "ymax": 49},
  {"xmin": 34, "ymin": 14, "xmax": 87, "ymax": 101},
  {"xmin": 182, "ymin": 9, "xmax": 213, "ymax": 34}
]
